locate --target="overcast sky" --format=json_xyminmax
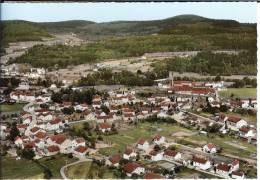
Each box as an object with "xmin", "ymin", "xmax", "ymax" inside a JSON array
[{"xmin": 1, "ymin": 2, "xmax": 257, "ymax": 23}]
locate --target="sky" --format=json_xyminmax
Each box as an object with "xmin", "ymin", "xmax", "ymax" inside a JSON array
[{"xmin": 1, "ymin": 2, "xmax": 257, "ymax": 23}]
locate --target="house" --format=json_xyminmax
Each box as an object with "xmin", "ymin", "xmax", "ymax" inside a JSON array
[
  {"xmin": 163, "ymin": 149, "xmax": 181, "ymax": 161},
  {"xmin": 230, "ymin": 159, "xmax": 240, "ymax": 172},
  {"xmin": 14, "ymin": 136, "xmax": 24, "ymax": 147},
  {"xmin": 47, "ymin": 134, "xmax": 71, "ymax": 153},
  {"xmin": 92, "ymin": 101, "xmax": 101, "ymax": 109},
  {"xmin": 123, "ymin": 113, "xmax": 135, "ymax": 122},
  {"xmin": 192, "ymin": 156, "xmax": 212, "ymax": 170},
  {"xmin": 152, "ymin": 134, "xmax": 166, "ymax": 145},
  {"xmin": 225, "ymin": 116, "xmax": 248, "ymax": 131},
  {"xmin": 46, "ymin": 118, "xmax": 64, "ymax": 131},
  {"xmin": 38, "ymin": 112, "xmax": 53, "ymax": 121},
  {"xmin": 137, "ymin": 139, "xmax": 150, "ymax": 151},
  {"xmin": 98, "ymin": 123, "xmax": 111, "ymax": 133},
  {"xmin": 232, "ymin": 171, "xmax": 245, "ymax": 179},
  {"xmin": 34, "ymin": 131, "xmax": 47, "ymax": 140},
  {"xmin": 123, "ymin": 148, "xmax": 137, "ymax": 160},
  {"xmin": 106, "ymin": 154, "xmax": 122, "ymax": 167},
  {"xmin": 216, "ymin": 163, "xmax": 230, "ymax": 177},
  {"xmin": 239, "ymin": 127, "xmax": 256, "ymax": 138},
  {"xmin": 30, "ymin": 127, "xmax": 41, "ymax": 135},
  {"xmin": 149, "ymin": 150, "xmax": 163, "ymax": 161},
  {"xmin": 16, "ymin": 124, "xmax": 28, "ymax": 134},
  {"xmin": 73, "ymin": 146, "xmax": 88, "ymax": 157},
  {"xmin": 123, "ymin": 162, "xmax": 145, "ymax": 177},
  {"xmin": 202, "ymin": 143, "xmax": 217, "ymax": 154},
  {"xmin": 74, "ymin": 104, "xmax": 88, "ymax": 112},
  {"xmin": 143, "ymin": 172, "xmax": 164, "ymax": 179},
  {"xmin": 46, "ymin": 145, "xmax": 60, "ymax": 156},
  {"xmin": 72, "ymin": 138, "xmax": 86, "ymax": 148}
]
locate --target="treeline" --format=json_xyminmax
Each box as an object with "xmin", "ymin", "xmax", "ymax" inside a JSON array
[
  {"xmin": 51, "ymin": 88, "xmax": 100, "ymax": 104},
  {"xmin": 77, "ymin": 69, "xmax": 155, "ymax": 86},
  {"xmin": 152, "ymin": 51, "xmax": 256, "ymax": 76}
]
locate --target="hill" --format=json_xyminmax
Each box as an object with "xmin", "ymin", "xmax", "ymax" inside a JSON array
[
  {"xmin": 38, "ymin": 15, "xmax": 255, "ymax": 40},
  {"xmin": 7, "ymin": 15, "xmax": 257, "ymax": 75},
  {"xmin": 1, "ymin": 20, "xmax": 52, "ymax": 46}
]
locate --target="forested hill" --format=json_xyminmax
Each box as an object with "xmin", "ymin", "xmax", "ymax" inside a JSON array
[
  {"xmin": 2, "ymin": 15, "xmax": 256, "ymax": 43},
  {"xmin": 1, "ymin": 20, "xmax": 52, "ymax": 46},
  {"xmin": 38, "ymin": 15, "xmax": 256, "ymax": 40}
]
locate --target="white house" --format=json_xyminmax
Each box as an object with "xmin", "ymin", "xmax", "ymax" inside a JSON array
[
  {"xmin": 73, "ymin": 146, "xmax": 88, "ymax": 158},
  {"xmin": 46, "ymin": 118, "xmax": 64, "ymax": 132},
  {"xmin": 202, "ymin": 143, "xmax": 217, "ymax": 154},
  {"xmin": 106, "ymin": 154, "xmax": 122, "ymax": 167},
  {"xmin": 216, "ymin": 163, "xmax": 230, "ymax": 177},
  {"xmin": 72, "ymin": 138, "xmax": 86, "ymax": 148},
  {"xmin": 137, "ymin": 139, "xmax": 150, "ymax": 151},
  {"xmin": 225, "ymin": 116, "xmax": 248, "ymax": 131},
  {"xmin": 152, "ymin": 134, "xmax": 166, "ymax": 145},
  {"xmin": 163, "ymin": 150, "xmax": 182, "ymax": 161},
  {"xmin": 239, "ymin": 127, "xmax": 256, "ymax": 139},
  {"xmin": 192, "ymin": 157, "xmax": 212, "ymax": 170},
  {"xmin": 123, "ymin": 162, "xmax": 145, "ymax": 177},
  {"xmin": 149, "ymin": 150, "xmax": 163, "ymax": 161},
  {"xmin": 45, "ymin": 145, "xmax": 60, "ymax": 156},
  {"xmin": 98, "ymin": 123, "xmax": 112, "ymax": 133},
  {"xmin": 46, "ymin": 134, "xmax": 71, "ymax": 154},
  {"xmin": 123, "ymin": 148, "xmax": 137, "ymax": 160}
]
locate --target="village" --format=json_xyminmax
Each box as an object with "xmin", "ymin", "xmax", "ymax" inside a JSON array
[{"xmin": 0, "ymin": 68, "xmax": 257, "ymax": 179}]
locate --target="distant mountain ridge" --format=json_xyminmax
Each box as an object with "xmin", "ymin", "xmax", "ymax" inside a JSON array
[{"xmin": 1, "ymin": 14, "xmax": 256, "ymax": 44}]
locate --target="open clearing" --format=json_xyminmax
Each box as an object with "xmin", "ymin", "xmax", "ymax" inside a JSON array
[
  {"xmin": 99, "ymin": 122, "xmax": 195, "ymax": 156},
  {"xmin": 0, "ymin": 103, "xmax": 24, "ymax": 113},
  {"xmin": 219, "ymin": 88, "xmax": 256, "ymax": 99},
  {"xmin": 1, "ymin": 154, "xmax": 76, "ymax": 179},
  {"xmin": 66, "ymin": 161, "xmax": 118, "ymax": 179}
]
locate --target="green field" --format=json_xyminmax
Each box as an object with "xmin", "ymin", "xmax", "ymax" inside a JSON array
[
  {"xmin": 184, "ymin": 133, "xmax": 256, "ymax": 159},
  {"xmin": 1, "ymin": 154, "xmax": 77, "ymax": 179},
  {"xmin": 99, "ymin": 122, "xmax": 194, "ymax": 156},
  {"xmin": 1, "ymin": 156, "xmax": 43, "ymax": 179},
  {"xmin": 0, "ymin": 103, "xmax": 24, "ymax": 113},
  {"xmin": 219, "ymin": 88, "xmax": 256, "ymax": 99},
  {"xmin": 66, "ymin": 161, "xmax": 118, "ymax": 179}
]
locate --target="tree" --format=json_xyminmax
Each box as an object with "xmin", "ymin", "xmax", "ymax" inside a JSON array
[
  {"xmin": 214, "ymin": 75, "xmax": 221, "ymax": 81},
  {"xmin": 62, "ymin": 107, "xmax": 75, "ymax": 115},
  {"xmin": 101, "ymin": 105, "xmax": 110, "ymax": 115},
  {"xmin": 20, "ymin": 149, "xmax": 35, "ymax": 160},
  {"xmin": 9, "ymin": 123, "xmax": 20, "ymax": 141}
]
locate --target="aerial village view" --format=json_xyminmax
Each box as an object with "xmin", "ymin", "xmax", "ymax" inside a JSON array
[{"xmin": 0, "ymin": 2, "xmax": 257, "ymax": 179}]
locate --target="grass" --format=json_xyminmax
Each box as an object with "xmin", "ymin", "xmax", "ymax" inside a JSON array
[
  {"xmin": 219, "ymin": 88, "xmax": 256, "ymax": 99},
  {"xmin": 184, "ymin": 133, "xmax": 256, "ymax": 159},
  {"xmin": 1, "ymin": 156, "xmax": 43, "ymax": 179},
  {"xmin": 66, "ymin": 161, "xmax": 119, "ymax": 179},
  {"xmin": 1, "ymin": 154, "xmax": 77, "ymax": 179},
  {"xmin": 38, "ymin": 154, "xmax": 77, "ymax": 178},
  {"xmin": 99, "ymin": 122, "xmax": 194, "ymax": 156},
  {"xmin": 0, "ymin": 103, "xmax": 24, "ymax": 113}
]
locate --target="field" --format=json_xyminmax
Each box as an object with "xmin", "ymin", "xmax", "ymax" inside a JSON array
[
  {"xmin": 219, "ymin": 88, "xmax": 256, "ymax": 99},
  {"xmin": 0, "ymin": 103, "xmax": 24, "ymax": 113},
  {"xmin": 1, "ymin": 156, "xmax": 43, "ymax": 179},
  {"xmin": 99, "ymin": 122, "xmax": 194, "ymax": 156},
  {"xmin": 98, "ymin": 121, "xmax": 256, "ymax": 160},
  {"xmin": 183, "ymin": 133, "xmax": 256, "ymax": 159},
  {"xmin": 1, "ymin": 154, "xmax": 77, "ymax": 179},
  {"xmin": 66, "ymin": 161, "xmax": 118, "ymax": 179}
]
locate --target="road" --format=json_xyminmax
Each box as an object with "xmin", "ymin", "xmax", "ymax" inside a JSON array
[{"xmin": 60, "ymin": 158, "xmax": 93, "ymax": 179}]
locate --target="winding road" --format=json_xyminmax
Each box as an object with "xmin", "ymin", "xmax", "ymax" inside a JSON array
[{"xmin": 60, "ymin": 158, "xmax": 93, "ymax": 179}]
